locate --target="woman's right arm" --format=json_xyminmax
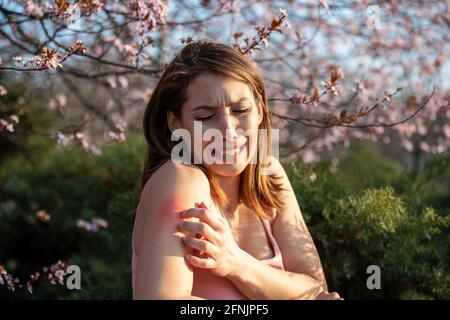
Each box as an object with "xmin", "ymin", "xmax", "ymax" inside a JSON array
[{"xmin": 134, "ymin": 162, "xmax": 211, "ymax": 300}]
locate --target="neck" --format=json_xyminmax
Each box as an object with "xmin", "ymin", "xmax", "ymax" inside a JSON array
[{"xmin": 214, "ymin": 174, "xmax": 241, "ymax": 216}]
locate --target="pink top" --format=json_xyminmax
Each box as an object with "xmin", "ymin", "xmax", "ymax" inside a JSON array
[{"xmin": 132, "ymin": 210, "xmax": 284, "ymax": 299}]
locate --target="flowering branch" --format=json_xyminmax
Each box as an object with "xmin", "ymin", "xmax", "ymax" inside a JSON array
[
  {"xmin": 233, "ymin": 8, "xmax": 291, "ymax": 55},
  {"xmin": 0, "ymin": 260, "xmax": 70, "ymax": 294},
  {"xmin": 1, "ymin": 40, "xmax": 86, "ymax": 71}
]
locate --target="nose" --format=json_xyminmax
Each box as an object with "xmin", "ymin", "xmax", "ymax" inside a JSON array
[
  {"xmin": 213, "ymin": 111, "xmax": 241, "ymax": 151},
  {"xmin": 216, "ymin": 111, "xmax": 238, "ymax": 141}
]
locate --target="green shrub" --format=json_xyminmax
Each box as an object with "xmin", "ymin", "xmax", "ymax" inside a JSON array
[
  {"xmin": 0, "ymin": 134, "xmax": 144, "ymax": 299},
  {"xmin": 284, "ymin": 160, "xmax": 450, "ymax": 299},
  {"xmin": 0, "ymin": 136, "xmax": 448, "ymax": 299}
]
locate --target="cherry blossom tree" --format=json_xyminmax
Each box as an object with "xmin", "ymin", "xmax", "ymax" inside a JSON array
[
  {"xmin": 0, "ymin": 0, "xmax": 448, "ymax": 165},
  {"xmin": 0, "ymin": 0, "xmax": 449, "ymax": 297}
]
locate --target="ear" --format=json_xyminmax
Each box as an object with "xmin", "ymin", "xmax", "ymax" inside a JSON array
[
  {"xmin": 256, "ymin": 100, "xmax": 264, "ymax": 126},
  {"xmin": 167, "ymin": 110, "xmax": 181, "ymax": 133}
]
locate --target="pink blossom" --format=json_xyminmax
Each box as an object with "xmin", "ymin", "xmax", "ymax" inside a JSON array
[
  {"xmin": 123, "ymin": 44, "xmax": 138, "ymax": 57},
  {"xmin": 77, "ymin": 217, "xmax": 109, "ymax": 233},
  {"xmin": 308, "ymin": 173, "xmax": 317, "ymax": 182},
  {"xmin": 79, "ymin": 0, "xmax": 104, "ymax": 15},
  {"xmin": 401, "ymin": 139, "xmax": 414, "ymax": 152},
  {"xmin": 289, "ymin": 91, "xmax": 306, "ymax": 104},
  {"xmin": 0, "ymin": 265, "xmax": 20, "ymax": 292},
  {"xmin": 129, "ymin": 0, "xmax": 169, "ymax": 35},
  {"xmin": 73, "ymin": 132, "xmax": 90, "ymax": 149},
  {"xmin": 23, "ymin": 0, "xmax": 44, "ymax": 18},
  {"xmin": 56, "ymin": 132, "xmax": 71, "ymax": 147},
  {"xmin": 24, "ymin": 48, "xmax": 63, "ymax": 70},
  {"xmin": 443, "ymin": 124, "xmax": 450, "ymax": 138},
  {"xmin": 0, "ymin": 114, "xmax": 19, "ymax": 133},
  {"xmin": 302, "ymin": 150, "xmax": 318, "ymax": 164},
  {"xmin": 321, "ymin": 80, "xmax": 339, "ymax": 95},
  {"xmin": 106, "ymin": 75, "xmax": 117, "ymax": 88},
  {"xmin": 55, "ymin": 94, "xmax": 67, "ymax": 107},
  {"xmin": 26, "ymin": 281, "xmax": 33, "ymax": 294},
  {"xmin": 0, "ymin": 85, "xmax": 7, "ymax": 96},
  {"xmin": 92, "ymin": 218, "xmax": 109, "ymax": 229},
  {"xmin": 47, "ymin": 260, "xmax": 68, "ymax": 285},
  {"xmin": 51, "ymin": 1, "xmax": 80, "ymax": 23},
  {"xmin": 107, "ymin": 122, "xmax": 127, "ymax": 143},
  {"xmin": 10, "ymin": 115, "xmax": 19, "ymax": 123},
  {"xmin": 89, "ymin": 144, "xmax": 103, "ymax": 156},
  {"xmin": 117, "ymin": 76, "xmax": 129, "ymax": 88},
  {"xmin": 419, "ymin": 142, "xmax": 430, "ymax": 153}
]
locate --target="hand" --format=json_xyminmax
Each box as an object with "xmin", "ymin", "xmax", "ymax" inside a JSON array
[
  {"xmin": 178, "ymin": 201, "xmax": 243, "ymax": 278},
  {"xmin": 315, "ymin": 291, "xmax": 344, "ymax": 300}
]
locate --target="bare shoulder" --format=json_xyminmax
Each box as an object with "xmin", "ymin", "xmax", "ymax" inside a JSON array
[
  {"xmin": 144, "ymin": 160, "xmax": 210, "ymax": 193},
  {"xmin": 140, "ymin": 160, "xmax": 211, "ymax": 210},
  {"xmin": 267, "ymin": 155, "xmax": 293, "ymax": 197},
  {"xmin": 268, "ymin": 155, "xmax": 289, "ymax": 181}
]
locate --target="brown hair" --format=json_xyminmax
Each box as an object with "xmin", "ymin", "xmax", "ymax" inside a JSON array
[{"xmin": 141, "ymin": 39, "xmax": 286, "ymax": 219}]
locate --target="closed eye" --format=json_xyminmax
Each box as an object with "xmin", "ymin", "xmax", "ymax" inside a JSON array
[
  {"xmin": 195, "ymin": 114, "xmax": 214, "ymax": 121},
  {"xmin": 233, "ymin": 108, "xmax": 249, "ymax": 114},
  {"xmin": 194, "ymin": 107, "xmax": 250, "ymax": 121}
]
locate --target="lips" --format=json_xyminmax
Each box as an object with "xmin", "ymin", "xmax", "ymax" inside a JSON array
[{"xmin": 212, "ymin": 137, "xmax": 248, "ymax": 158}]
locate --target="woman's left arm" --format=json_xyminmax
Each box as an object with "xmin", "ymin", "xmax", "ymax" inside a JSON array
[{"xmin": 226, "ymin": 158, "xmax": 328, "ymax": 299}]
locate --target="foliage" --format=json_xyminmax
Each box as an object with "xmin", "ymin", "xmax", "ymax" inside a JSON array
[
  {"xmin": 0, "ymin": 134, "xmax": 144, "ymax": 299},
  {"xmin": 284, "ymin": 147, "xmax": 450, "ymax": 299},
  {"xmin": 1, "ymin": 137, "xmax": 448, "ymax": 299}
]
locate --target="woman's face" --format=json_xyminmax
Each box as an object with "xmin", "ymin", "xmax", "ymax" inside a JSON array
[{"xmin": 168, "ymin": 72, "xmax": 263, "ymax": 177}]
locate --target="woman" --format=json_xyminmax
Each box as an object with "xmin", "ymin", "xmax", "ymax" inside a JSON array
[{"xmin": 132, "ymin": 39, "xmax": 341, "ymax": 300}]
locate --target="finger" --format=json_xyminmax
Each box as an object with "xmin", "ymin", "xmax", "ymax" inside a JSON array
[
  {"xmin": 328, "ymin": 292, "xmax": 341, "ymax": 299},
  {"xmin": 181, "ymin": 236, "xmax": 218, "ymax": 257},
  {"xmin": 316, "ymin": 291, "xmax": 342, "ymax": 300},
  {"xmin": 316, "ymin": 291, "xmax": 330, "ymax": 300},
  {"xmin": 178, "ymin": 220, "xmax": 220, "ymax": 243},
  {"xmin": 331, "ymin": 293, "xmax": 344, "ymax": 300},
  {"xmin": 185, "ymin": 254, "xmax": 216, "ymax": 269},
  {"xmin": 181, "ymin": 207, "xmax": 223, "ymax": 231}
]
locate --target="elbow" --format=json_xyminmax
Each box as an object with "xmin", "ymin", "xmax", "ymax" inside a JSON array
[{"xmin": 134, "ymin": 290, "xmax": 204, "ymax": 300}]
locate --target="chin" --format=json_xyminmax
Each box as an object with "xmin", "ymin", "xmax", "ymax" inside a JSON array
[{"xmin": 205, "ymin": 162, "xmax": 248, "ymax": 177}]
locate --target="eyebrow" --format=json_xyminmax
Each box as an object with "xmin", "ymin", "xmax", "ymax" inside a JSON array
[{"xmin": 191, "ymin": 97, "xmax": 254, "ymax": 112}]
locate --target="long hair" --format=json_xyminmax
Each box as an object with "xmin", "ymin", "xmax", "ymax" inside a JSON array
[{"xmin": 141, "ymin": 39, "xmax": 286, "ymax": 219}]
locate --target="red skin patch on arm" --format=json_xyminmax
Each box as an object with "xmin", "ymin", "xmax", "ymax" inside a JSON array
[
  {"xmin": 155, "ymin": 196, "xmax": 209, "ymax": 257},
  {"xmin": 155, "ymin": 195, "xmax": 185, "ymax": 230}
]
